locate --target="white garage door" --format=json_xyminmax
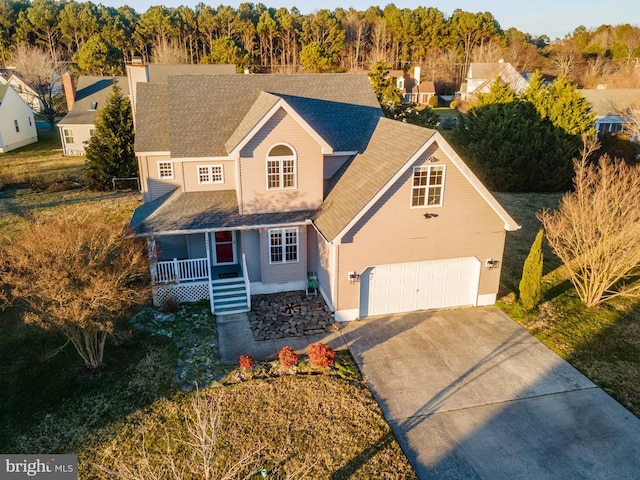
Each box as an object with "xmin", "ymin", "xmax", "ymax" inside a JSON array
[{"xmin": 360, "ymin": 257, "xmax": 481, "ymax": 317}]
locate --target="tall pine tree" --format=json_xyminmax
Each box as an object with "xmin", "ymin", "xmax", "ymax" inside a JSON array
[{"xmin": 85, "ymin": 84, "xmax": 136, "ymax": 191}]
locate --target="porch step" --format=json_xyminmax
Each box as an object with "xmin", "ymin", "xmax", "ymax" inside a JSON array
[{"xmin": 212, "ymin": 278, "xmax": 249, "ymax": 315}]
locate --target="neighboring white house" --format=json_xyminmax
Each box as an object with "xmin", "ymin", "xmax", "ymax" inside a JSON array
[
  {"xmin": 0, "ymin": 84, "xmax": 38, "ymax": 153},
  {"xmin": 460, "ymin": 61, "xmax": 530, "ymax": 101},
  {"xmin": 0, "ymin": 67, "xmax": 62, "ymax": 113},
  {"xmin": 580, "ymin": 87, "xmax": 640, "ymax": 139}
]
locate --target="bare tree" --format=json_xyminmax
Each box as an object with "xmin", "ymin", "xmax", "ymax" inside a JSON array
[
  {"xmin": 539, "ymin": 138, "xmax": 640, "ymax": 307},
  {"xmin": 0, "ymin": 205, "xmax": 149, "ymax": 369},
  {"xmin": 9, "ymin": 42, "xmax": 64, "ymax": 128},
  {"xmin": 549, "ymin": 50, "xmax": 580, "ymax": 80},
  {"xmin": 151, "ymin": 37, "xmax": 188, "ymax": 64}
]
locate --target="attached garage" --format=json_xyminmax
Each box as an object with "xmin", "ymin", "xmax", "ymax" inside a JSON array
[{"xmin": 359, "ymin": 257, "xmax": 481, "ymax": 318}]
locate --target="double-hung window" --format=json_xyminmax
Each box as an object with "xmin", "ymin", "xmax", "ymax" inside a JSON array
[
  {"xmin": 198, "ymin": 165, "xmax": 224, "ymax": 184},
  {"xmin": 269, "ymin": 227, "xmax": 298, "ymax": 264},
  {"xmin": 63, "ymin": 128, "xmax": 74, "ymax": 144},
  {"xmin": 158, "ymin": 161, "xmax": 174, "ymax": 179},
  {"xmin": 411, "ymin": 165, "xmax": 445, "ymax": 207},
  {"xmin": 266, "ymin": 145, "xmax": 296, "ymax": 189}
]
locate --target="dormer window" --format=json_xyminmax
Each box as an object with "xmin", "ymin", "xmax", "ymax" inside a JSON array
[
  {"xmin": 397, "ymin": 77, "xmax": 405, "ymax": 90},
  {"xmin": 266, "ymin": 144, "xmax": 297, "ymax": 189}
]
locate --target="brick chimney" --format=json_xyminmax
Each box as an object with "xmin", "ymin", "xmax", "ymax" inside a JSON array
[{"xmin": 62, "ymin": 72, "xmax": 76, "ymax": 111}]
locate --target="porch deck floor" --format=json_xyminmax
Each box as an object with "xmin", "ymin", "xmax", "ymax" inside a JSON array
[{"xmin": 249, "ymin": 291, "xmax": 335, "ymax": 341}]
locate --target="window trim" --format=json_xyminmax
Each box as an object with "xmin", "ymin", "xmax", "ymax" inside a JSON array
[
  {"xmin": 63, "ymin": 128, "xmax": 74, "ymax": 144},
  {"xmin": 158, "ymin": 161, "xmax": 174, "ymax": 179},
  {"xmin": 266, "ymin": 144, "xmax": 297, "ymax": 190},
  {"xmin": 410, "ymin": 164, "xmax": 446, "ymax": 208},
  {"xmin": 268, "ymin": 227, "xmax": 299, "ymax": 265},
  {"xmin": 197, "ymin": 164, "xmax": 224, "ymax": 184}
]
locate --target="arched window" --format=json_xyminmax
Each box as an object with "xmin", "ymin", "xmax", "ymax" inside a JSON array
[{"xmin": 266, "ymin": 144, "xmax": 297, "ymax": 189}]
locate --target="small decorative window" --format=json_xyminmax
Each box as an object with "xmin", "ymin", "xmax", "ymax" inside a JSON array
[
  {"xmin": 266, "ymin": 145, "xmax": 296, "ymax": 189},
  {"xmin": 14, "ymin": 120, "xmax": 19, "ymax": 133},
  {"xmin": 28, "ymin": 116, "xmax": 32, "ymax": 126},
  {"xmin": 89, "ymin": 128, "xmax": 95, "ymax": 137},
  {"xmin": 198, "ymin": 165, "xmax": 224, "ymax": 184},
  {"xmin": 158, "ymin": 161, "xmax": 174, "ymax": 179},
  {"xmin": 411, "ymin": 165, "xmax": 445, "ymax": 207},
  {"xmin": 269, "ymin": 227, "xmax": 298, "ymax": 264},
  {"xmin": 63, "ymin": 128, "xmax": 74, "ymax": 144}
]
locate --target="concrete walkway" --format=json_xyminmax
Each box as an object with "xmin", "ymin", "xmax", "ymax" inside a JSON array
[
  {"xmin": 216, "ymin": 313, "xmax": 348, "ymax": 364},
  {"xmin": 339, "ymin": 307, "xmax": 640, "ymax": 479}
]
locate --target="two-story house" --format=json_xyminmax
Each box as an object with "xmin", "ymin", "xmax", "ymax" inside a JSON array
[
  {"xmin": 131, "ymin": 73, "xmax": 519, "ymax": 321},
  {"xmin": 0, "ymin": 84, "xmax": 38, "ymax": 153},
  {"xmin": 460, "ymin": 61, "xmax": 530, "ymax": 102}
]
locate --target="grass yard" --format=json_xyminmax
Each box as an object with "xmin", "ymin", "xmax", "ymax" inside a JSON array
[{"xmin": 495, "ymin": 192, "xmax": 640, "ymax": 417}]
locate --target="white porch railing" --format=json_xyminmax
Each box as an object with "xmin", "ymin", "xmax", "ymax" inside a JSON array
[{"xmin": 153, "ymin": 258, "xmax": 209, "ymax": 284}]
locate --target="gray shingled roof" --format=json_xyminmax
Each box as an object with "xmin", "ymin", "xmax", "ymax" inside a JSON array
[
  {"xmin": 58, "ymin": 76, "xmax": 128, "ymax": 126},
  {"xmin": 157, "ymin": 74, "xmax": 382, "ymax": 158},
  {"xmin": 135, "ymin": 82, "xmax": 169, "ymax": 152},
  {"xmin": 225, "ymin": 91, "xmax": 280, "ymax": 153},
  {"xmin": 134, "ymin": 189, "xmax": 314, "ymax": 234},
  {"xmin": 146, "ymin": 63, "xmax": 236, "ymax": 82},
  {"xmin": 314, "ymin": 117, "xmax": 436, "ymax": 241},
  {"xmin": 580, "ymin": 89, "xmax": 640, "ymax": 117}
]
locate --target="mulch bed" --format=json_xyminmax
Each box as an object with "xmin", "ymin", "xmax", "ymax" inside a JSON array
[{"xmin": 249, "ymin": 290, "xmax": 335, "ymax": 340}]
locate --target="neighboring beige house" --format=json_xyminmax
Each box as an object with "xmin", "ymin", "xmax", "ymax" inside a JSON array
[
  {"xmin": 57, "ymin": 75, "xmax": 128, "ymax": 156},
  {"xmin": 580, "ymin": 88, "xmax": 640, "ymax": 139},
  {"xmin": 460, "ymin": 61, "xmax": 529, "ymax": 101},
  {"xmin": 131, "ymin": 73, "xmax": 519, "ymax": 320},
  {"xmin": 0, "ymin": 84, "xmax": 38, "ymax": 153},
  {"xmin": 389, "ymin": 67, "xmax": 437, "ymax": 105}
]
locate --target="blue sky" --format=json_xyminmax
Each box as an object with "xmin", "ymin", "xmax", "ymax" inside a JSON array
[{"xmin": 102, "ymin": 0, "xmax": 640, "ymax": 40}]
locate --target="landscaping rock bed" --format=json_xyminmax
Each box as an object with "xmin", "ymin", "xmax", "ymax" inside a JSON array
[
  {"xmin": 249, "ymin": 290, "xmax": 335, "ymax": 340},
  {"xmin": 130, "ymin": 303, "xmax": 226, "ymax": 391}
]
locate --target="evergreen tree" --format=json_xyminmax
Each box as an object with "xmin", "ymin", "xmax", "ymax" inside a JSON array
[
  {"xmin": 368, "ymin": 59, "xmax": 402, "ymax": 104},
  {"xmin": 519, "ymin": 229, "xmax": 544, "ymax": 310},
  {"xmin": 72, "ymin": 36, "xmax": 123, "ymax": 75},
  {"xmin": 84, "ymin": 84, "xmax": 136, "ymax": 191},
  {"xmin": 472, "ymin": 77, "xmax": 516, "ymax": 108}
]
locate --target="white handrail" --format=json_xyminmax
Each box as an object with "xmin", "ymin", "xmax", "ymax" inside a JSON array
[{"xmin": 242, "ymin": 253, "xmax": 251, "ymax": 310}]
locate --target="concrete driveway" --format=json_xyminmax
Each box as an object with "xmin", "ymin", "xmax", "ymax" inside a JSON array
[{"xmin": 340, "ymin": 307, "xmax": 640, "ymax": 479}]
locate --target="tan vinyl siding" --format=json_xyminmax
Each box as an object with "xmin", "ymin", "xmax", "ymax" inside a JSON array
[
  {"xmin": 260, "ymin": 226, "xmax": 307, "ymax": 284},
  {"xmin": 182, "ymin": 159, "xmax": 236, "ymax": 192},
  {"xmin": 142, "ymin": 155, "xmax": 180, "ymax": 201},
  {"xmin": 157, "ymin": 234, "xmax": 188, "ymax": 261},
  {"xmin": 335, "ymin": 146, "xmax": 506, "ymax": 312},
  {"xmin": 306, "ymin": 225, "xmax": 319, "ymax": 274},
  {"xmin": 242, "ymin": 230, "xmax": 262, "ymax": 282},
  {"xmin": 239, "ymin": 108, "xmax": 323, "ymax": 214}
]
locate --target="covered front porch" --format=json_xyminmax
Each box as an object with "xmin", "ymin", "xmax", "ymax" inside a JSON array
[{"xmin": 151, "ymin": 230, "xmax": 251, "ymax": 315}]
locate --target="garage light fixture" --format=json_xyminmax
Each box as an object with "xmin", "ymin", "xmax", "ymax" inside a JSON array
[
  {"xmin": 424, "ymin": 213, "xmax": 439, "ymax": 219},
  {"xmin": 348, "ymin": 271, "xmax": 360, "ymax": 283},
  {"xmin": 485, "ymin": 258, "xmax": 499, "ymax": 269}
]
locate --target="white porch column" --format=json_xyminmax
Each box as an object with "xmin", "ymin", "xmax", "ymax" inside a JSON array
[{"xmin": 204, "ymin": 232, "xmax": 214, "ymax": 313}]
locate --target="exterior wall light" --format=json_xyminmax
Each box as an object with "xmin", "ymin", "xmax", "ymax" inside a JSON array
[
  {"xmin": 348, "ymin": 271, "xmax": 360, "ymax": 283},
  {"xmin": 486, "ymin": 258, "xmax": 500, "ymax": 269}
]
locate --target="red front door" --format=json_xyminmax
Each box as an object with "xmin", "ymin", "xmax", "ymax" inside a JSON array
[{"xmin": 214, "ymin": 231, "xmax": 235, "ymax": 264}]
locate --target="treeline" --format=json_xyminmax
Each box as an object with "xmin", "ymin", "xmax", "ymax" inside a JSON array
[{"xmin": 1, "ymin": 0, "xmax": 640, "ymax": 89}]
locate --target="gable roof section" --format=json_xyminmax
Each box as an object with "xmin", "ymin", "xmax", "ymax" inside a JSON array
[
  {"xmin": 58, "ymin": 76, "xmax": 128, "ymax": 126},
  {"xmin": 314, "ymin": 118, "xmax": 436, "ymax": 242},
  {"xmin": 135, "ymin": 82, "xmax": 170, "ymax": 153},
  {"xmin": 0, "ymin": 84, "xmax": 8, "ymax": 103},
  {"xmin": 161, "ymin": 74, "xmax": 381, "ymax": 158},
  {"xmin": 314, "ymin": 118, "xmax": 519, "ymax": 242}
]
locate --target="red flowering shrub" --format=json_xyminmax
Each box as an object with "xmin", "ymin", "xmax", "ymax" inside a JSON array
[
  {"xmin": 278, "ymin": 346, "xmax": 299, "ymax": 368},
  {"xmin": 238, "ymin": 355, "xmax": 254, "ymax": 370},
  {"xmin": 308, "ymin": 342, "xmax": 335, "ymax": 368}
]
